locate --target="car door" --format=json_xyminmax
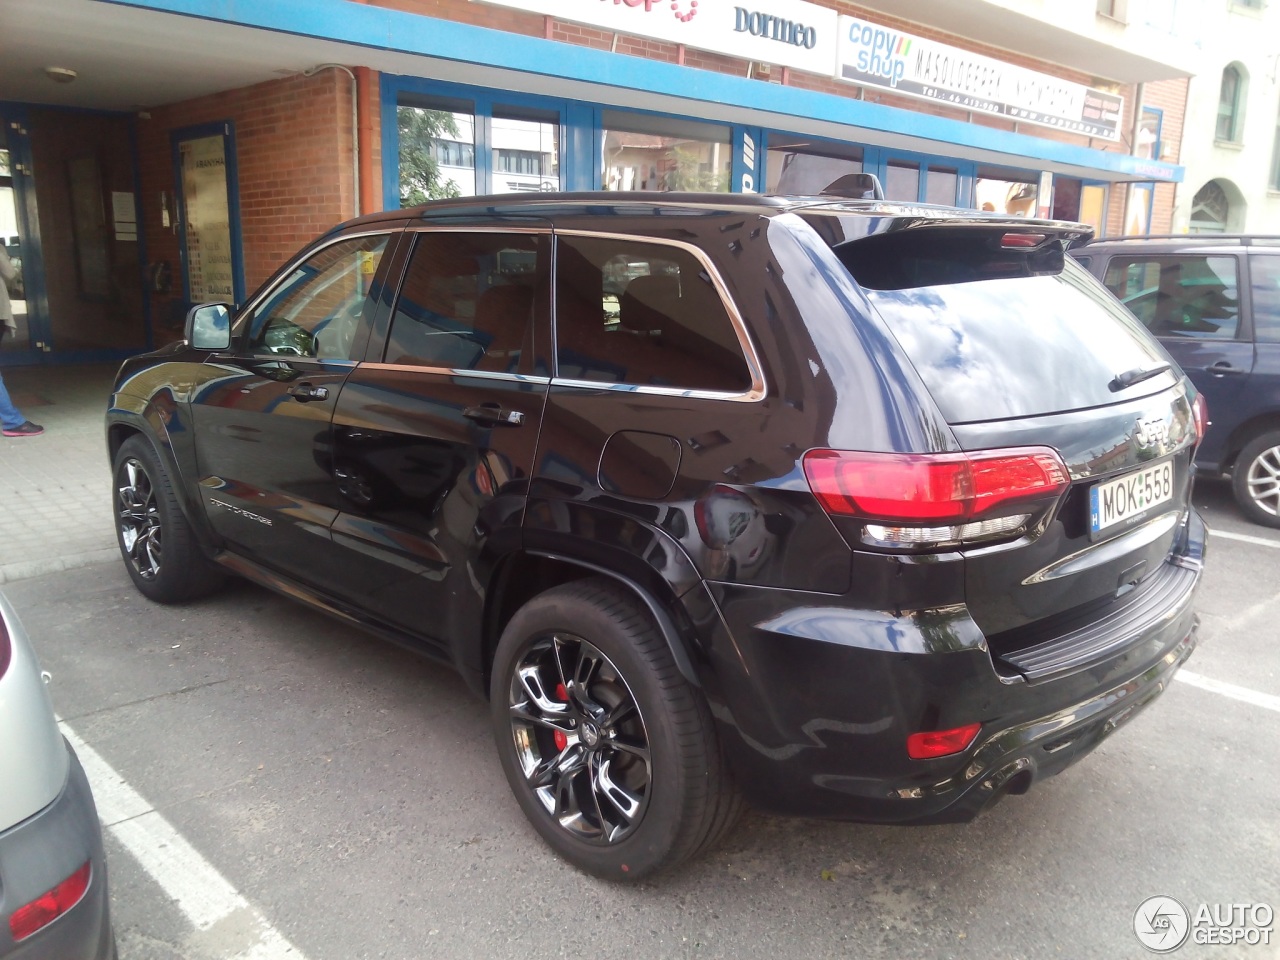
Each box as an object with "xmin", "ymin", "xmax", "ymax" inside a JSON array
[
  {"xmin": 325, "ymin": 225, "xmax": 552, "ymax": 664},
  {"xmin": 1101, "ymin": 252, "xmax": 1252, "ymax": 469},
  {"xmin": 190, "ymin": 228, "xmax": 402, "ymax": 584}
]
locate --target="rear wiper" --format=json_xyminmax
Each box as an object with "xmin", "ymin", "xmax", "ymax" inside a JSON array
[{"xmin": 1110, "ymin": 361, "xmax": 1172, "ymax": 392}]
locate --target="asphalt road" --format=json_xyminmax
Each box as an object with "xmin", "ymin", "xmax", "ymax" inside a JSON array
[{"xmin": 7, "ymin": 477, "xmax": 1279, "ymax": 960}]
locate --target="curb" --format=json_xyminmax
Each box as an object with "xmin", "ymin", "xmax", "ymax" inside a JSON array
[{"xmin": 0, "ymin": 549, "xmax": 121, "ymax": 585}]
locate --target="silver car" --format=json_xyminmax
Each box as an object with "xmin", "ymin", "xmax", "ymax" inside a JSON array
[{"xmin": 0, "ymin": 591, "xmax": 114, "ymax": 958}]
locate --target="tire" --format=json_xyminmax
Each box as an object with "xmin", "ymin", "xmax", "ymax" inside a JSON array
[
  {"xmin": 490, "ymin": 578, "xmax": 742, "ymax": 881},
  {"xmin": 113, "ymin": 435, "xmax": 225, "ymax": 602},
  {"xmin": 1231, "ymin": 430, "xmax": 1280, "ymax": 528}
]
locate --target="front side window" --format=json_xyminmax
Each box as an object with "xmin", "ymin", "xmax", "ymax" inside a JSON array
[
  {"xmin": 246, "ymin": 234, "xmax": 389, "ymax": 360},
  {"xmin": 554, "ymin": 235, "xmax": 752, "ymax": 393},
  {"xmin": 1217, "ymin": 65, "xmax": 1244, "ymax": 142},
  {"xmin": 385, "ymin": 231, "xmax": 548, "ymax": 373},
  {"xmin": 1102, "ymin": 255, "xmax": 1241, "ymax": 339}
]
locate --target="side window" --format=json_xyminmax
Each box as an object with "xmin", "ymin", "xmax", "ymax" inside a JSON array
[
  {"xmin": 1102, "ymin": 255, "xmax": 1240, "ymax": 339},
  {"xmin": 1252, "ymin": 256, "xmax": 1280, "ymax": 343},
  {"xmin": 247, "ymin": 234, "xmax": 389, "ymax": 360},
  {"xmin": 385, "ymin": 232, "xmax": 548, "ymax": 372},
  {"xmin": 554, "ymin": 235, "xmax": 753, "ymax": 393}
]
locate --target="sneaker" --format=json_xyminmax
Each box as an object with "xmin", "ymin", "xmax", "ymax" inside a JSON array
[{"xmin": 2, "ymin": 421, "xmax": 43, "ymax": 437}]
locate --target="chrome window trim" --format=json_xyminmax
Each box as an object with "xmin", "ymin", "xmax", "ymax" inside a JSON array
[
  {"xmin": 551, "ymin": 229, "xmax": 767, "ymax": 403},
  {"xmin": 233, "ymin": 227, "xmax": 398, "ymax": 348},
  {"xmin": 357, "ymin": 361, "xmax": 551, "ymax": 385},
  {"xmin": 403, "ymin": 224, "xmax": 553, "ymax": 235}
]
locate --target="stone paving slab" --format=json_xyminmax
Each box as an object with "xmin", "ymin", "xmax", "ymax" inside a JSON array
[{"xmin": 0, "ymin": 363, "xmax": 120, "ymax": 583}]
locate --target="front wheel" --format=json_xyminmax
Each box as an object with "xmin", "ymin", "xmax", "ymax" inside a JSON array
[
  {"xmin": 1232, "ymin": 431, "xmax": 1280, "ymax": 528},
  {"xmin": 113, "ymin": 435, "xmax": 225, "ymax": 602},
  {"xmin": 490, "ymin": 578, "xmax": 741, "ymax": 880}
]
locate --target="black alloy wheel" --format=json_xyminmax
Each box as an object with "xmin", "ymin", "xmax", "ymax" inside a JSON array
[
  {"xmin": 112, "ymin": 435, "xmax": 225, "ymax": 603},
  {"xmin": 508, "ymin": 632, "xmax": 652, "ymax": 845},
  {"xmin": 491, "ymin": 578, "xmax": 742, "ymax": 880},
  {"xmin": 117, "ymin": 453, "xmax": 162, "ymax": 582}
]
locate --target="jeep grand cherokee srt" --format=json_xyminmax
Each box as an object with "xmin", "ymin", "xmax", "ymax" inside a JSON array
[{"xmin": 107, "ymin": 194, "xmax": 1205, "ymax": 880}]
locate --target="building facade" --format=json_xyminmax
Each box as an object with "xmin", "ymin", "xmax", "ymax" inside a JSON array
[
  {"xmin": 0, "ymin": 0, "xmax": 1198, "ymax": 362},
  {"xmin": 1172, "ymin": 0, "xmax": 1280, "ymax": 233}
]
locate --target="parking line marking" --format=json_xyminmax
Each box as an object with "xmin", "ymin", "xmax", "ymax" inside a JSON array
[
  {"xmin": 58, "ymin": 720, "xmax": 307, "ymax": 960},
  {"xmin": 1208, "ymin": 529, "xmax": 1280, "ymax": 549},
  {"xmin": 1175, "ymin": 670, "xmax": 1280, "ymax": 714}
]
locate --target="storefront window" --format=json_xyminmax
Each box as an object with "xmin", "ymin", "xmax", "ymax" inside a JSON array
[
  {"xmin": 491, "ymin": 106, "xmax": 559, "ymax": 193},
  {"xmin": 884, "ymin": 161, "xmax": 920, "ymax": 203},
  {"xmin": 601, "ymin": 111, "xmax": 730, "ymax": 193},
  {"xmin": 398, "ymin": 95, "xmax": 476, "ymax": 202},
  {"xmin": 924, "ymin": 167, "xmax": 958, "ymax": 206},
  {"xmin": 765, "ymin": 136, "xmax": 863, "ymax": 195},
  {"xmin": 975, "ymin": 167, "xmax": 1038, "ymax": 216}
]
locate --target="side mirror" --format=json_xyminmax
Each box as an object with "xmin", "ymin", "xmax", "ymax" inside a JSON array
[{"xmin": 185, "ymin": 302, "xmax": 232, "ymax": 351}]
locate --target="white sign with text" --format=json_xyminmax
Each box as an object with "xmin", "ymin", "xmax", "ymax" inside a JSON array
[{"xmin": 472, "ymin": 0, "xmax": 838, "ymax": 73}]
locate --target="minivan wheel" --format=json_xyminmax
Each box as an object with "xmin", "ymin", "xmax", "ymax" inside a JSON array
[
  {"xmin": 1232, "ymin": 431, "xmax": 1280, "ymax": 528},
  {"xmin": 113, "ymin": 435, "xmax": 225, "ymax": 602},
  {"xmin": 490, "ymin": 578, "xmax": 742, "ymax": 881}
]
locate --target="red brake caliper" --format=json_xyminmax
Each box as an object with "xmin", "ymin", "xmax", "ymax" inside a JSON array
[{"xmin": 553, "ymin": 683, "xmax": 570, "ymax": 752}]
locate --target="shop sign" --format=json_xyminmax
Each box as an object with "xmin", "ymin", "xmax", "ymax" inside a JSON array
[
  {"xmin": 472, "ymin": 0, "xmax": 839, "ymax": 73},
  {"xmin": 835, "ymin": 16, "xmax": 1124, "ymax": 141}
]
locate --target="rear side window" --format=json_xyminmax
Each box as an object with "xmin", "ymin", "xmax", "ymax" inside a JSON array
[
  {"xmin": 1101, "ymin": 255, "xmax": 1241, "ymax": 340},
  {"xmin": 554, "ymin": 235, "xmax": 753, "ymax": 393},
  {"xmin": 831, "ymin": 229, "xmax": 1172, "ymax": 423},
  {"xmin": 386, "ymin": 232, "xmax": 549, "ymax": 372},
  {"xmin": 1252, "ymin": 255, "xmax": 1280, "ymax": 343}
]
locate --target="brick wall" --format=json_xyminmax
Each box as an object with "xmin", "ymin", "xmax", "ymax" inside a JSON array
[{"xmin": 137, "ymin": 70, "xmax": 356, "ymax": 334}]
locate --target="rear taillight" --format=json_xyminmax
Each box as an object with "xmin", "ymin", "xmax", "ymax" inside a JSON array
[
  {"xmin": 9, "ymin": 861, "xmax": 91, "ymax": 942},
  {"xmin": 907, "ymin": 723, "xmax": 982, "ymax": 759},
  {"xmin": 802, "ymin": 447, "xmax": 1069, "ymax": 549},
  {"xmin": 1191, "ymin": 393, "xmax": 1209, "ymax": 448}
]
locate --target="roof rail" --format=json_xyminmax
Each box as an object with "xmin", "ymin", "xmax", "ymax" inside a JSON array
[{"xmin": 1086, "ymin": 235, "xmax": 1280, "ymax": 246}]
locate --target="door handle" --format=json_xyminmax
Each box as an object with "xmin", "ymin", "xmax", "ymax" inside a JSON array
[
  {"xmin": 1207, "ymin": 362, "xmax": 1246, "ymax": 377},
  {"xmin": 463, "ymin": 404, "xmax": 525, "ymax": 427},
  {"xmin": 288, "ymin": 382, "xmax": 329, "ymax": 402}
]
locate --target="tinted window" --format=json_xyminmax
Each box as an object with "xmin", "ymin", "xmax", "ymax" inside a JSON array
[
  {"xmin": 386, "ymin": 232, "xmax": 548, "ymax": 372},
  {"xmin": 839, "ymin": 245, "xmax": 1171, "ymax": 422},
  {"xmin": 1101, "ymin": 255, "xmax": 1241, "ymax": 339},
  {"xmin": 1252, "ymin": 255, "xmax": 1280, "ymax": 343},
  {"xmin": 554, "ymin": 235, "xmax": 752, "ymax": 393},
  {"xmin": 248, "ymin": 234, "xmax": 389, "ymax": 360}
]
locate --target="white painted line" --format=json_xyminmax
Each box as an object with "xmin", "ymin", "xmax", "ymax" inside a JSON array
[
  {"xmin": 1209, "ymin": 528, "xmax": 1280, "ymax": 549},
  {"xmin": 1175, "ymin": 670, "xmax": 1280, "ymax": 714},
  {"xmin": 59, "ymin": 720, "xmax": 307, "ymax": 960}
]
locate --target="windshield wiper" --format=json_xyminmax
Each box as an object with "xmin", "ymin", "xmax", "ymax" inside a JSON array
[{"xmin": 1110, "ymin": 361, "xmax": 1172, "ymax": 392}]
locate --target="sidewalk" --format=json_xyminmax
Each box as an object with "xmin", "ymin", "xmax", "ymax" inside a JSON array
[{"xmin": 1, "ymin": 363, "xmax": 121, "ymax": 584}]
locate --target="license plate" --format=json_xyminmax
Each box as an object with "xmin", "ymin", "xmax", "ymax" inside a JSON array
[{"xmin": 1090, "ymin": 460, "xmax": 1174, "ymax": 537}]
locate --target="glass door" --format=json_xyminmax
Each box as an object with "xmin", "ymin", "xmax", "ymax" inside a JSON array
[
  {"xmin": 173, "ymin": 123, "xmax": 244, "ymax": 307},
  {"xmin": 0, "ymin": 108, "xmax": 45, "ymax": 361}
]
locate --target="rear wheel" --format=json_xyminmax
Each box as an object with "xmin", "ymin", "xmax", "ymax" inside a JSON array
[
  {"xmin": 490, "ymin": 578, "xmax": 742, "ymax": 880},
  {"xmin": 1232, "ymin": 431, "xmax": 1280, "ymax": 528},
  {"xmin": 113, "ymin": 435, "xmax": 225, "ymax": 602}
]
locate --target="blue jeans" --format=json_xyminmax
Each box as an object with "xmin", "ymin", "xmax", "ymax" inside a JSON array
[{"xmin": 0, "ymin": 370, "xmax": 27, "ymax": 429}]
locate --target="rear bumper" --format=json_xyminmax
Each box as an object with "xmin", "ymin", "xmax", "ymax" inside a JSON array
[
  {"xmin": 701, "ymin": 510, "xmax": 1205, "ymax": 823},
  {"xmin": 0, "ymin": 743, "xmax": 113, "ymax": 960}
]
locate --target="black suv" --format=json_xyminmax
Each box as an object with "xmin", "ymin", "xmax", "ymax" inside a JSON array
[
  {"xmin": 107, "ymin": 195, "xmax": 1205, "ymax": 879},
  {"xmin": 1073, "ymin": 236, "xmax": 1280, "ymax": 526}
]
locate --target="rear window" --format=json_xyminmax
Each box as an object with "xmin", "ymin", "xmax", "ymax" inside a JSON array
[{"xmin": 831, "ymin": 229, "xmax": 1174, "ymax": 423}]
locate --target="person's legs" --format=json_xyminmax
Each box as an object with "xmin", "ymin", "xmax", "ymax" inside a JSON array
[{"xmin": 0, "ymin": 370, "xmax": 38, "ymax": 433}]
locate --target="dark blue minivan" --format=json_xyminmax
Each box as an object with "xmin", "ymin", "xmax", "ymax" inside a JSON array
[{"xmin": 1073, "ymin": 236, "xmax": 1280, "ymax": 527}]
